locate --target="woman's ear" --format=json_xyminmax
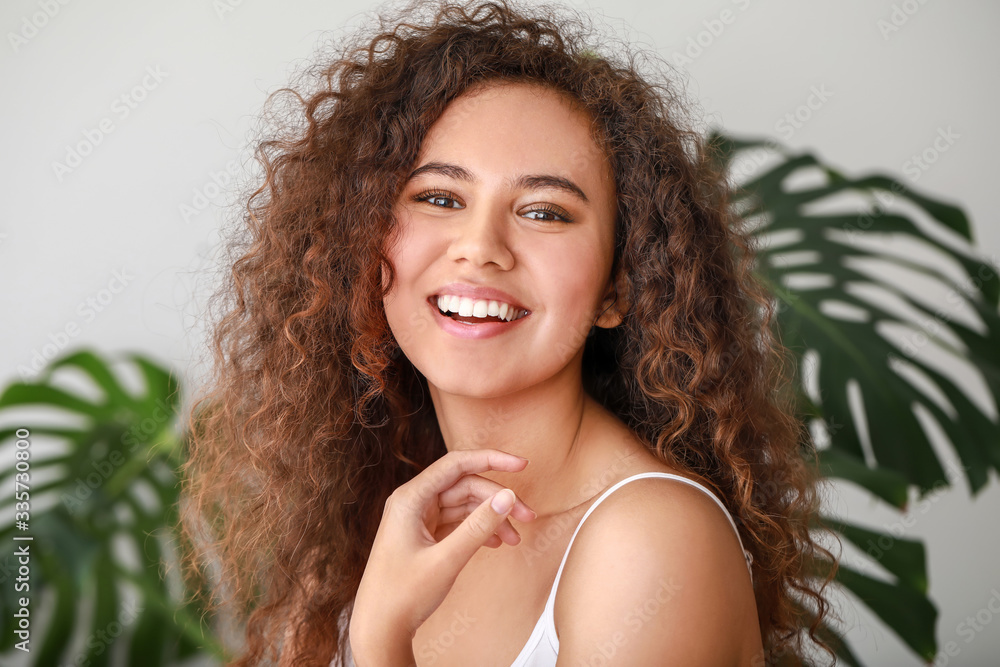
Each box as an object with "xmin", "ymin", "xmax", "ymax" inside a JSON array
[{"xmin": 594, "ymin": 271, "xmax": 629, "ymax": 329}]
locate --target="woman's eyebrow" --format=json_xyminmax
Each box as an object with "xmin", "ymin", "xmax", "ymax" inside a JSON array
[{"xmin": 405, "ymin": 160, "xmax": 589, "ymax": 204}]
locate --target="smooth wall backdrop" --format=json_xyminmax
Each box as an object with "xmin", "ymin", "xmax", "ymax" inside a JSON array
[{"xmin": 2, "ymin": 1, "xmax": 998, "ymax": 665}]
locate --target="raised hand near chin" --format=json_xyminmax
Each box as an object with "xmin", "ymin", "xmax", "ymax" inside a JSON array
[{"xmin": 349, "ymin": 449, "xmax": 537, "ymax": 666}]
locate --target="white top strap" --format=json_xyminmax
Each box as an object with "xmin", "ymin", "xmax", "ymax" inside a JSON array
[{"xmin": 548, "ymin": 472, "xmax": 754, "ymax": 596}]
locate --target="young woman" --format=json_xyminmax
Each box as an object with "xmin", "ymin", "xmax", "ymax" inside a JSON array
[{"xmin": 180, "ymin": 1, "xmax": 839, "ymax": 665}]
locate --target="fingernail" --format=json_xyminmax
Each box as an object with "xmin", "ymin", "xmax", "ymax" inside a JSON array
[{"xmin": 491, "ymin": 489, "xmax": 515, "ymax": 514}]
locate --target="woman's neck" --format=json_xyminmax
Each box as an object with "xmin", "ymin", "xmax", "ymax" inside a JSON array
[{"xmin": 426, "ymin": 363, "xmax": 644, "ymax": 519}]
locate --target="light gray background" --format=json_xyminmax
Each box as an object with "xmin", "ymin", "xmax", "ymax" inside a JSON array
[{"xmin": 1, "ymin": 1, "xmax": 998, "ymax": 665}]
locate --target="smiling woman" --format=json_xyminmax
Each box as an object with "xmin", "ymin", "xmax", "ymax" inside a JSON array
[{"xmin": 178, "ymin": 1, "xmax": 839, "ymax": 666}]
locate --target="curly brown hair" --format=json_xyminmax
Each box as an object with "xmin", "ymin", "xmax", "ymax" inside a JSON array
[{"xmin": 178, "ymin": 0, "xmax": 840, "ymax": 664}]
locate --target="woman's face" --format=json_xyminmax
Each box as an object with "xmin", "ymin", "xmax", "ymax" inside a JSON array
[{"xmin": 383, "ymin": 80, "xmax": 621, "ymax": 398}]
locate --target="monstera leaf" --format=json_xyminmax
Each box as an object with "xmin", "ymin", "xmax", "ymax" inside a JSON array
[
  {"xmin": 0, "ymin": 350, "xmax": 225, "ymax": 666},
  {"xmin": 711, "ymin": 131, "xmax": 1000, "ymax": 664}
]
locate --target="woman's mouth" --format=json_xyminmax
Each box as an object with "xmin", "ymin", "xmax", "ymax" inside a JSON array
[
  {"xmin": 427, "ymin": 295, "xmax": 531, "ymax": 339},
  {"xmin": 431, "ymin": 295, "xmax": 530, "ymax": 323}
]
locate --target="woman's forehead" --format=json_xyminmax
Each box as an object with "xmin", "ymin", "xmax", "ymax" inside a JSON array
[
  {"xmin": 433, "ymin": 80, "xmax": 588, "ymax": 136},
  {"xmin": 416, "ymin": 81, "xmax": 615, "ymax": 195}
]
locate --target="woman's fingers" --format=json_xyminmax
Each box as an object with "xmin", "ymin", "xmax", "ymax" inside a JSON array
[
  {"xmin": 435, "ymin": 521, "xmax": 516, "ymax": 547},
  {"xmin": 401, "ymin": 449, "xmax": 530, "ymax": 509},
  {"xmin": 437, "ymin": 503, "xmax": 479, "ymax": 525},
  {"xmin": 437, "ymin": 473, "xmax": 537, "ymax": 522},
  {"xmin": 494, "ymin": 519, "xmax": 521, "ymax": 545},
  {"xmin": 438, "ymin": 506, "xmax": 522, "ymax": 544},
  {"xmin": 437, "ymin": 490, "xmax": 523, "ymax": 563}
]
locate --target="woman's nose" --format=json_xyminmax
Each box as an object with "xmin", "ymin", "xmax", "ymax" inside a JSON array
[{"xmin": 445, "ymin": 205, "xmax": 514, "ymax": 270}]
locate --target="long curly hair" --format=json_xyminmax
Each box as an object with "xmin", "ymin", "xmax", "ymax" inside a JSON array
[{"xmin": 178, "ymin": 0, "xmax": 840, "ymax": 664}]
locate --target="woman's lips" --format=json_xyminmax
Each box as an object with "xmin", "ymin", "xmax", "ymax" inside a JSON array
[
  {"xmin": 431, "ymin": 283, "xmax": 530, "ymax": 313},
  {"xmin": 427, "ymin": 297, "xmax": 530, "ymax": 340}
]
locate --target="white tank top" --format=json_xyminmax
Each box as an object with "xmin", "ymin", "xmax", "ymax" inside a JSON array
[
  {"xmin": 339, "ymin": 471, "xmax": 753, "ymax": 667},
  {"xmin": 508, "ymin": 471, "xmax": 754, "ymax": 667}
]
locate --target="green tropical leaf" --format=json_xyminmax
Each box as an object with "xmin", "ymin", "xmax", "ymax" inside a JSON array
[
  {"xmin": 835, "ymin": 564, "xmax": 938, "ymax": 661},
  {"xmin": 0, "ymin": 350, "xmax": 225, "ymax": 665},
  {"xmin": 812, "ymin": 447, "xmax": 909, "ymax": 508},
  {"xmin": 827, "ymin": 517, "xmax": 929, "ymax": 593},
  {"xmin": 710, "ymin": 129, "xmax": 1000, "ymax": 665},
  {"xmin": 709, "ymin": 130, "xmax": 1000, "ymax": 494}
]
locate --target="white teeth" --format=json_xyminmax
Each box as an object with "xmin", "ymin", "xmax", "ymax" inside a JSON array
[{"xmin": 434, "ymin": 294, "xmax": 527, "ymax": 322}]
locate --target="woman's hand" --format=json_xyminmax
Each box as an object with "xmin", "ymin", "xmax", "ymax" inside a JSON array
[{"xmin": 349, "ymin": 449, "xmax": 537, "ymax": 666}]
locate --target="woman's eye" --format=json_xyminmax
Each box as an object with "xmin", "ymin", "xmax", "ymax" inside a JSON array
[
  {"xmin": 413, "ymin": 191, "xmax": 462, "ymax": 209},
  {"xmin": 523, "ymin": 207, "xmax": 572, "ymax": 223}
]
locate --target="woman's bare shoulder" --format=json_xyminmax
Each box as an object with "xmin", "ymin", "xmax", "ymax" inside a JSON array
[{"xmin": 552, "ymin": 461, "xmax": 761, "ymax": 664}]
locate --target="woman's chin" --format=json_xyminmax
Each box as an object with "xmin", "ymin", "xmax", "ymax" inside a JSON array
[{"xmin": 420, "ymin": 369, "xmax": 526, "ymax": 401}]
